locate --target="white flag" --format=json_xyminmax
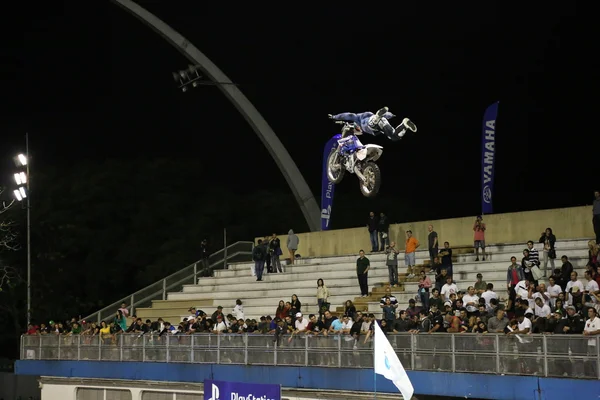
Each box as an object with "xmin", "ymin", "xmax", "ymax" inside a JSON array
[{"xmin": 373, "ymin": 321, "xmax": 414, "ymax": 399}]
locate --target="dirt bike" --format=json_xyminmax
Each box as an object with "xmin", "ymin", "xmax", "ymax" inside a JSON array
[{"xmin": 326, "ymin": 121, "xmax": 383, "ymax": 198}]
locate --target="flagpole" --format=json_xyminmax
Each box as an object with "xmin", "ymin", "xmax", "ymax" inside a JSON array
[{"xmin": 373, "ymin": 331, "xmax": 377, "ymax": 399}]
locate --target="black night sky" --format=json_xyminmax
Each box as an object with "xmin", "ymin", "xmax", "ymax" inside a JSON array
[{"xmin": 0, "ymin": 1, "xmax": 595, "ymax": 228}]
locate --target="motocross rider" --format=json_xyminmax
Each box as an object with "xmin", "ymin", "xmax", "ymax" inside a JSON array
[{"xmin": 328, "ymin": 107, "xmax": 417, "ymax": 141}]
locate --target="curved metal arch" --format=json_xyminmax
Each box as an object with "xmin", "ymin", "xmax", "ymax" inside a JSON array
[{"xmin": 111, "ymin": 0, "xmax": 320, "ymax": 232}]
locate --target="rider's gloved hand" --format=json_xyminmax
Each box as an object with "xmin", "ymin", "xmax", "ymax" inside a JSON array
[{"xmin": 328, "ymin": 114, "xmax": 334, "ymax": 119}]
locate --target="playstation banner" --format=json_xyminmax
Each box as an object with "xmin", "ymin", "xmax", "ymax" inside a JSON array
[
  {"xmin": 321, "ymin": 135, "xmax": 340, "ymax": 230},
  {"xmin": 204, "ymin": 379, "xmax": 281, "ymax": 400},
  {"xmin": 481, "ymin": 101, "xmax": 499, "ymax": 215}
]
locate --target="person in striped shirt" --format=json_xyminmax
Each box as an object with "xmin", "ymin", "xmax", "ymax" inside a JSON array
[{"xmin": 527, "ymin": 241, "xmax": 540, "ymax": 267}]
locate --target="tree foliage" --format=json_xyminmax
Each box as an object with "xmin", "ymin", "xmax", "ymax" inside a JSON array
[{"xmin": 26, "ymin": 158, "xmax": 305, "ymax": 321}]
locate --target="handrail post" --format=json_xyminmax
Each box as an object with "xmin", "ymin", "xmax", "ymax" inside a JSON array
[
  {"xmin": 119, "ymin": 334, "xmax": 123, "ymax": 362},
  {"xmin": 223, "ymin": 228, "xmax": 228, "ymax": 270},
  {"xmin": 143, "ymin": 335, "xmax": 146, "ymax": 362},
  {"xmin": 451, "ymin": 334, "xmax": 456, "ymax": 373},
  {"xmin": 597, "ymin": 336, "xmax": 600, "ymax": 380},
  {"xmin": 495, "ymin": 334, "xmax": 500, "ymax": 374},
  {"xmin": 410, "ymin": 333, "xmax": 415, "ymax": 370},
  {"xmin": 191, "ymin": 335, "xmax": 195, "ymax": 363},
  {"xmin": 77, "ymin": 335, "xmax": 81, "ymax": 361},
  {"xmin": 274, "ymin": 337, "xmax": 277, "ymax": 366},
  {"xmin": 337, "ymin": 333, "xmax": 341, "ymax": 367},
  {"xmin": 162, "ymin": 279, "xmax": 166, "ymax": 301},
  {"xmin": 244, "ymin": 333, "xmax": 248, "ymax": 365},
  {"xmin": 193, "ymin": 263, "xmax": 197, "ymax": 285},
  {"xmin": 542, "ymin": 334, "xmax": 548, "ymax": 377},
  {"xmin": 304, "ymin": 335, "xmax": 308, "ymax": 366},
  {"xmin": 130, "ymin": 295, "xmax": 135, "ymax": 316},
  {"xmin": 166, "ymin": 334, "xmax": 170, "ymax": 363},
  {"xmin": 57, "ymin": 335, "xmax": 61, "ymax": 360},
  {"xmin": 217, "ymin": 334, "xmax": 221, "ymax": 364}
]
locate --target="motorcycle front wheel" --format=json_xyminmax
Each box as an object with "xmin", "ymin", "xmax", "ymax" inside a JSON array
[
  {"xmin": 359, "ymin": 161, "xmax": 381, "ymax": 197},
  {"xmin": 327, "ymin": 150, "xmax": 345, "ymax": 184}
]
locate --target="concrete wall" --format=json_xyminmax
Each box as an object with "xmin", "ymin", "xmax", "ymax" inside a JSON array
[
  {"xmin": 0, "ymin": 371, "xmax": 40, "ymax": 399},
  {"xmin": 15, "ymin": 360, "xmax": 599, "ymax": 400},
  {"xmin": 262, "ymin": 206, "xmax": 594, "ymax": 257}
]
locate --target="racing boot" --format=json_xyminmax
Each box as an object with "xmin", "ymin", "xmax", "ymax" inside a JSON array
[{"xmin": 395, "ymin": 118, "xmax": 417, "ymax": 138}]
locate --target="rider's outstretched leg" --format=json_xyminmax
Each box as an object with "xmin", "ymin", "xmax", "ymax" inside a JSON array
[
  {"xmin": 394, "ymin": 118, "xmax": 417, "ymax": 139},
  {"xmin": 367, "ymin": 107, "xmax": 389, "ymax": 130}
]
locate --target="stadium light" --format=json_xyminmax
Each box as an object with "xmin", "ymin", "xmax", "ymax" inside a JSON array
[
  {"xmin": 13, "ymin": 189, "xmax": 23, "ymax": 202},
  {"xmin": 14, "ymin": 153, "xmax": 28, "ymax": 167},
  {"xmin": 14, "ymin": 172, "xmax": 27, "ymax": 185}
]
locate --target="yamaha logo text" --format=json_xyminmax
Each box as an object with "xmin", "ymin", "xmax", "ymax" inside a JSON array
[{"xmin": 482, "ymin": 118, "xmax": 495, "ymax": 186}]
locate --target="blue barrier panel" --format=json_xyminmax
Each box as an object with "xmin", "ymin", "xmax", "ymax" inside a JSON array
[{"xmin": 15, "ymin": 360, "xmax": 599, "ymax": 400}]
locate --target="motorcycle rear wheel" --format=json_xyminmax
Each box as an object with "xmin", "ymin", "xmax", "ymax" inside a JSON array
[{"xmin": 359, "ymin": 161, "xmax": 381, "ymax": 197}]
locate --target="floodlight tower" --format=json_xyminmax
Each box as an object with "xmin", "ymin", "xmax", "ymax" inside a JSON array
[{"xmin": 13, "ymin": 133, "xmax": 31, "ymax": 326}]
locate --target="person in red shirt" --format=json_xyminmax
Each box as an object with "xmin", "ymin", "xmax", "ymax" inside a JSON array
[
  {"xmin": 473, "ymin": 215, "xmax": 487, "ymax": 261},
  {"xmin": 26, "ymin": 324, "xmax": 39, "ymax": 335}
]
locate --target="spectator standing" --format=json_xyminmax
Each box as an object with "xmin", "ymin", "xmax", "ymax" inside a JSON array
[
  {"xmin": 316, "ymin": 279, "xmax": 330, "ymax": 315},
  {"xmin": 378, "ymin": 212, "xmax": 390, "ymax": 251},
  {"xmin": 200, "ymin": 239, "xmax": 210, "ymax": 270},
  {"xmin": 367, "ymin": 212, "xmax": 379, "ymax": 253},
  {"xmin": 439, "ymin": 241, "xmax": 453, "ymax": 277},
  {"xmin": 427, "ymin": 225, "xmax": 438, "ymax": 265},
  {"xmin": 252, "ymin": 240, "xmax": 267, "ymax": 281},
  {"xmin": 287, "ymin": 229, "xmax": 299, "ymax": 265},
  {"xmin": 417, "ymin": 270, "xmax": 432, "ymax": 310},
  {"xmin": 269, "ymin": 233, "xmax": 283, "ymax": 273},
  {"xmin": 356, "ymin": 250, "xmax": 371, "ymax": 297},
  {"xmin": 405, "ymin": 230, "xmax": 420, "ymax": 278},
  {"xmin": 473, "ymin": 215, "xmax": 486, "ymax": 261},
  {"xmin": 385, "ymin": 241, "xmax": 400, "ymax": 287},
  {"xmin": 539, "ymin": 228, "xmax": 557, "ymax": 276}
]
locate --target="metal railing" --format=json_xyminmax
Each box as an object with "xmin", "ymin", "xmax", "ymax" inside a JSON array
[
  {"xmin": 20, "ymin": 333, "xmax": 600, "ymax": 380},
  {"xmin": 81, "ymin": 241, "xmax": 253, "ymax": 324}
]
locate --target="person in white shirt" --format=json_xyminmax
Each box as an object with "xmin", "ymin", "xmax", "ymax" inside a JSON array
[
  {"xmin": 531, "ymin": 283, "xmax": 550, "ymax": 306},
  {"xmin": 534, "ymin": 297, "xmax": 551, "ymax": 318},
  {"xmin": 584, "ymin": 308, "xmax": 600, "ymax": 368},
  {"xmin": 514, "ymin": 279, "xmax": 530, "ymax": 302},
  {"xmin": 546, "ymin": 277, "xmax": 562, "ymax": 308},
  {"xmin": 233, "ymin": 299, "xmax": 245, "ymax": 320},
  {"xmin": 584, "ymin": 308, "xmax": 600, "ymax": 337},
  {"xmin": 565, "ymin": 271, "xmax": 585, "ymax": 306},
  {"xmin": 441, "ymin": 276, "xmax": 458, "ymax": 301},
  {"xmin": 294, "ymin": 312, "xmax": 309, "ymax": 332},
  {"xmin": 213, "ymin": 316, "xmax": 227, "ymax": 333},
  {"xmin": 462, "ymin": 286, "xmax": 480, "ymax": 314},
  {"xmin": 584, "ymin": 271, "xmax": 600, "ymax": 305},
  {"xmin": 481, "ymin": 283, "xmax": 498, "ymax": 307},
  {"xmin": 340, "ymin": 315, "xmax": 354, "ymax": 334}
]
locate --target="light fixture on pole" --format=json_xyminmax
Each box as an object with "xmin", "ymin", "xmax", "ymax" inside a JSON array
[{"xmin": 13, "ymin": 135, "xmax": 31, "ymax": 326}]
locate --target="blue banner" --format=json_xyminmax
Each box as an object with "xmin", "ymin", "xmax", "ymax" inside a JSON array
[
  {"xmin": 321, "ymin": 134, "xmax": 341, "ymax": 230},
  {"xmin": 481, "ymin": 101, "xmax": 499, "ymax": 215},
  {"xmin": 204, "ymin": 379, "xmax": 281, "ymax": 400}
]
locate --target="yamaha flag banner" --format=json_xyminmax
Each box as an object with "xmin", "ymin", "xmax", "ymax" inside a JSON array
[
  {"xmin": 321, "ymin": 134, "xmax": 341, "ymax": 230},
  {"xmin": 204, "ymin": 379, "xmax": 281, "ymax": 400},
  {"xmin": 481, "ymin": 101, "xmax": 499, "ymax": 215}
]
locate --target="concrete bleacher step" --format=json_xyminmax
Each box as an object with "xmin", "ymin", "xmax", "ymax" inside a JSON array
[
  {"xmin": 135, "ymin": 238, "xmax": 593, "ymax": 321},
  {"xmin": 147, "ymin": 299, "xmax": 214, "ymax": 309},
  {"xmin": 180, "ymin": 271, "xmax": 393, "ymax": 295}
]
